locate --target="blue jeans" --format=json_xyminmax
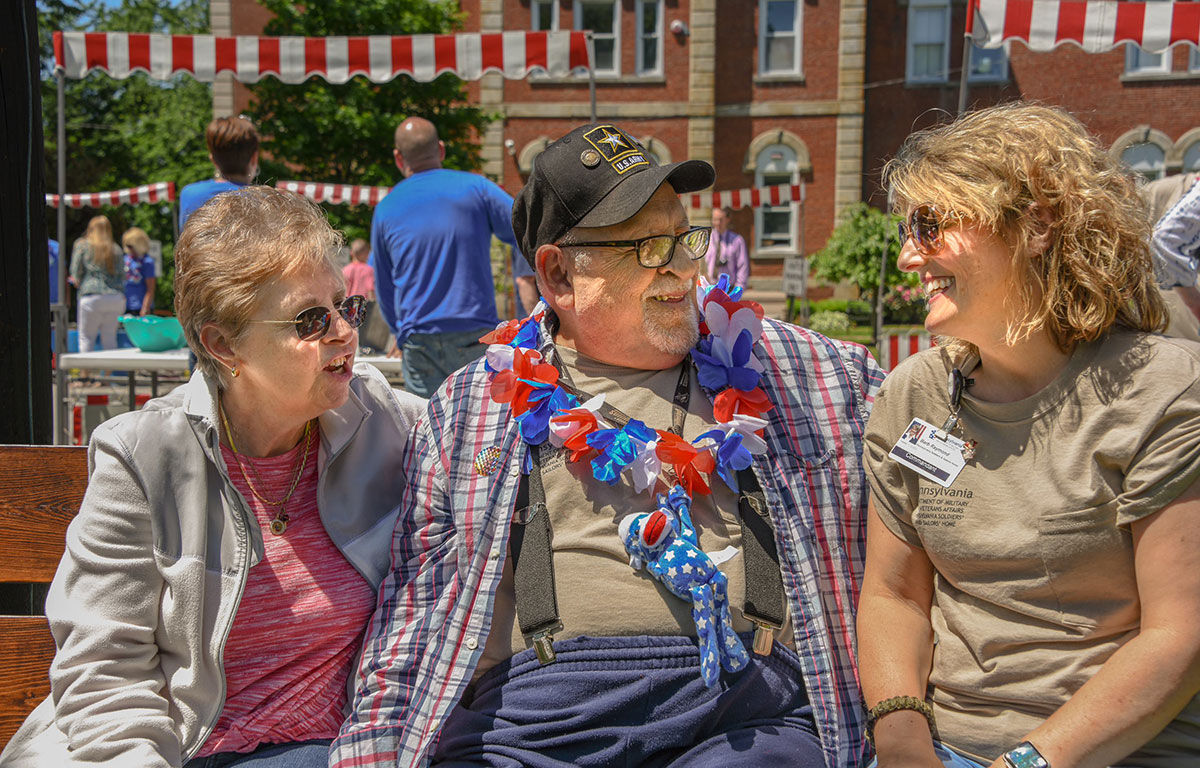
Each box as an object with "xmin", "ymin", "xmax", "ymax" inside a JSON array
[
  {"xmin": 867, "ymin": 741, "xmax": 988, "ymax": 768},
  {"xmin": 184, "ymin": 738, "xmax": 331, "ymax": 768},
  {"xmin": 401, "ymin": 327, "xmax": 491, "ymax": 398},
  {"xmin": 432, "ymin": 634, "xmax": 823, "ymax": 768}
]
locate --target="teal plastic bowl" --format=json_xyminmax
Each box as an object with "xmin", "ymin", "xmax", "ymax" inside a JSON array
[{"xmin": 120, "ymin": 315, "xmax": 187, "ymax": 352}]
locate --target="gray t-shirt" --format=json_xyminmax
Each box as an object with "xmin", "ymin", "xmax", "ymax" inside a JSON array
[
  {"xmin": 476, "ymin": 345, "xmax": 793, "ymax": 677},
  {"xmin": 864, "ymin": 331, "xmax": 1200, "ymax": 765}
]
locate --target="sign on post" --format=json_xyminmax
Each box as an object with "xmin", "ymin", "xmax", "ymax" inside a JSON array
[
  {"xmin": 783, "ymin": 256, "xmax": 808, "ymax": 324},
  {"xmin": 148, "ymin": 239, "xmax": 163, "ymax": 278}
]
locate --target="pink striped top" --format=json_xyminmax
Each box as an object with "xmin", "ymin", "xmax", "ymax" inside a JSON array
[{"xmin": 198, "ymin": 426, "xmax": 376, "ymax": 756}]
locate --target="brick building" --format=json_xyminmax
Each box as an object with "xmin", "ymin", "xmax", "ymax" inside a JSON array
[
  {"xmin": 862, "ymin": 0, "xmax": 1200, "ymax": 208},
  {"xmin": 212, "ymin": 0, "xmax": 869, "ymax": 290},
  {"xmin": 211, "ymin": 0, "xmax": 1199, "ymax": 288}
]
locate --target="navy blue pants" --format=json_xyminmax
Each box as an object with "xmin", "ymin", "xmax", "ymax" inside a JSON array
[
  {"xmin": 184, "ymin": 738, "xmax": 331, "ymax": 768},
  {"xmin": 432, "ymin": 635, "xmax": 824, "ymax": 768}
]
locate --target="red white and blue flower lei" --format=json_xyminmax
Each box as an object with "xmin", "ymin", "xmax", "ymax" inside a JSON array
[{"xmin": 480, "ymin": 274, "xmax": 773, "ymax": 497}]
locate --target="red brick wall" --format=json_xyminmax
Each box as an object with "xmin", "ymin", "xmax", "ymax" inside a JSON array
[{"xmin": 863, "ymin": 0, "xmax": 1200, "ymax": 208}]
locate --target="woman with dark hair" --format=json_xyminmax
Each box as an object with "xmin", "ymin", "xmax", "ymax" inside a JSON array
[{"xmin": 858, "ymin": 103, "xmax": 1200, "ymax": 768}]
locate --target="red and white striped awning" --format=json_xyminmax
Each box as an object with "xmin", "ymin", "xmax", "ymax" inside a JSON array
[
  {"xmin": 279, "ymin": 179, "xmax": 806, "ymax": 211},
  {"xmin": 276, "ymin": 180, "xmax": 392, "ymax": 206},
  {"xmin": 54, "ymin": 30, "xmax": 592, "ymax": 83},
  {"xmin": 45, "ymin": 182, "xmax": 175, "ymax": 209},
  {"xmin": 684, "ymin": 183, "xmax": 806, "ymax": 211},
  {"xmin": 970, "ymin": 0, "xmax": 1200, "ymax": 53}
]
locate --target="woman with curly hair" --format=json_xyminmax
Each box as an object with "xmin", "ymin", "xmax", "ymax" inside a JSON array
[{"xmin": 858, "ymin": 103, "xmax": 1200, "ymax": 768}]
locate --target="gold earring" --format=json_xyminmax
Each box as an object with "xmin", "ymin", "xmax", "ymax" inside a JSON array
[{"xmin": 229, "ymin": 364, "xmax": 240, "ymax": 378}]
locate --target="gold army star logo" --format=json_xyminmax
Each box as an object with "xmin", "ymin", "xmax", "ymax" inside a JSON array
[{"xmin": 582, "ymin": 125, "xmax": 650, "ymax": 175}]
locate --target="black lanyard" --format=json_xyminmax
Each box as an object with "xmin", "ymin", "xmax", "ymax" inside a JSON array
[{"xmin": 510, "ymin": 354, "xmax": 786, "ymax": 664}]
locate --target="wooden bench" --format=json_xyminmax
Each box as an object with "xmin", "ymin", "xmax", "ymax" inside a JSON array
[{"xmin": 0, "ymin": 445, "xmax": 87, "ymax": 751}]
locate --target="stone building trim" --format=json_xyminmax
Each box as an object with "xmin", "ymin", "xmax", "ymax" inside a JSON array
[
  {"xmin": 743, "ymin": 129, "xmax": 813, "ymax": 175},
  {"xmin": 516, "ymin": 136, "xmax": 553, "ymax": 176},
  {"xmin": 1170, "ymin": 126, "xmax": 1200, "ymax": 170},
  {"xmin": 1110, "ymin": 125, "xmax": 1176, "ymax": 171}
]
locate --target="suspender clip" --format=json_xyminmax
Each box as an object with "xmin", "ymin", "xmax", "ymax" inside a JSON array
[
  {"xmin": 752, "ymin": 621, "xmax": 779, "ymax": 656},
  {"xmin": 529, "ymin": 625, "xmax": 561, "ymax": 665}
]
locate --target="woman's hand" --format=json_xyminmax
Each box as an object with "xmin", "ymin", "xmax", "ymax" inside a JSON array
[{"xmin": 873, "ymin": 710, "xmax": 945, "ymax": 768}]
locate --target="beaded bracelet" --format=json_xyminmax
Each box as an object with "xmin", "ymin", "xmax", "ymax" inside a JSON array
[{"xmin": 865, "ymin": 695, "xmax": 935, "ymax": 745}]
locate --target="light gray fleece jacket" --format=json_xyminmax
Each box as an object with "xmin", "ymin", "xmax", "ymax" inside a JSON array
[{"xmin": 0, "ymin": 363, "xmax": 425, "ymax": 768}]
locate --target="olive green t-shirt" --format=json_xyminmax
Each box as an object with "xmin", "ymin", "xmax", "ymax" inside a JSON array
[
  {"xmin": 864, "ymin": 331, "xmax": 1200, "ymax": 765},
  {"xmin": 476, "ymin": 345, "xmax": 793, "ymax": 678}
]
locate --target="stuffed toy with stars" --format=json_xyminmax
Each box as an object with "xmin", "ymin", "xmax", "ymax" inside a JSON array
[{"xmin": 618, "ymin": 485, "xmax": 750, "ymax": 687}]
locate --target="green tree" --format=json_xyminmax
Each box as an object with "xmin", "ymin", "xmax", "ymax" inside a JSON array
[
  {"xmin": 247, "ymin": 0, "xmax": 496, "ymax": 242},
  {"xmin": 810, "ymin": 203, "xmax": 916, "ymax": 298},
  {"xmin": 41, "ymin": 0, "xmax": 213, "ymax": 311}
]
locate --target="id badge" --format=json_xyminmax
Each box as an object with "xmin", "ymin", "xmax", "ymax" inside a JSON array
[{"xmin": 888, "ymin": 417, "xmax": 967, "ymax": 489}]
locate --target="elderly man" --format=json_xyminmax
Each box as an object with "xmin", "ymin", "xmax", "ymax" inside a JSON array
[{"xmin": 332, "ymin": 123, "xmax": 883, "ymax": 768}]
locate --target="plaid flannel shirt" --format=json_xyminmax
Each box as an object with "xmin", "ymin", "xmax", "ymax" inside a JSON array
[{"xmin": 331, "ymin": 314, "xmax": 884, "ymax": 768}]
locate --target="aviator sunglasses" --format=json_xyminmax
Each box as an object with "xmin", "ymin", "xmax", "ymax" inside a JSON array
[
  {"xmin": 259, "ymin": 295, "xmax": 367, "ymax": 340},
  {"xmin": 559, "ymin": 226, "xmax": 713, "ymax": 268},
  {"xmin": 897, "ymin": 204, "xmax": 951, "ymax": 256}
]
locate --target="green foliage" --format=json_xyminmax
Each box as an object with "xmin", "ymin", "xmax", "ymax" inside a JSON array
[
  {"xmin": 247, "ymin": 0, "xmax": 496, "ymax": 242},
  {"xmin": 810, "ymin": 203, "xmax": 919, "ymax": 299},
  {"xmin": 882, "ymin": 284, "xmax": 928, "ymax": 325},
  {"xmin": 808, "ymin": 311, "xmax": 851, "ymax": 336},
  {"xmin": 41, "ymin": 0, "xmax": 212, "ymax": 312},
  {"xmin": 809, "ymin": 298, "xmax": 872, "ymax": 324}
]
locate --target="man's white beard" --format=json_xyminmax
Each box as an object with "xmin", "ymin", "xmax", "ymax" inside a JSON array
[{"xmin": 643, "ymin": 301, "xmax": 700, "ymax": 356}]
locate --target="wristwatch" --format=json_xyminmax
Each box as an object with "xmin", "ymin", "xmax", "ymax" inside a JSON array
[{"xmin": 1002, "ymin": 741, "xmax": 1049, "ymax": 768}]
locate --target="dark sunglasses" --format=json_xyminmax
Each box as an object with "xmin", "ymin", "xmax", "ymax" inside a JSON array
[
  {"xmin": 259, "ymin": 295, "xmax": 367, "ymax": 340},
  {"xmin": 559, "ymin": 226, "xmax": 712, "ymax": 268},
  {"xmin": 897, "ymin": 204, "xmax": 951, "ymax": 255}
]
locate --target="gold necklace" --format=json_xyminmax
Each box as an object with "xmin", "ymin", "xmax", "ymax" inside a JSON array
[{"xmin": 218, "ymin": 396, "xmax": 314, "ymax": 535}]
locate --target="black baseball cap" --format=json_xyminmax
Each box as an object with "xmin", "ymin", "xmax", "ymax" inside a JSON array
[{"xmin": 511, "ymin": 123, "xmax": 715, "ymax": 266}]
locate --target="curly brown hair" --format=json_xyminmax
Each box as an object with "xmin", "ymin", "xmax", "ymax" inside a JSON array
[{"xmin": 884, "ymin": 102, "xmax": 1165, "ymax": 356}]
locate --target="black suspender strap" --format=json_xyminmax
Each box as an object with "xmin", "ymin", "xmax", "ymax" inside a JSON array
[
  {"xmin": 735, "ymin": 467, "xmax": 787, "ymax": 655},
  {"xmin": 509, "ymin": 357, "xmax": 786, "ymax": 664},
  {"xmin": 510, "ymin": 444, "xmax": 561, "ymax": 663}
]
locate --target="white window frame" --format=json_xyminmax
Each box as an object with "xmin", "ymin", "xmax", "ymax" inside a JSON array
[
  {"xmin": 754, "ymin": 144, "xmax": 799, "ymax": 253},
  {"xmin": 1121, "ymin": 142, "xmax": 1166, "ymax": 182},
  {"xmin": 531, "ymin": 0, "xmax": 559, "ymax": 31},
  {"xmin": 758, "ymin": 0, "xmax": 802, "ymax": 77},
  {"xmin": 967, "ymin": 40, "xmax": 1008, "ymax": 83},
  {"xmin": 1190, "ymin": 46, "xmax": 1200, "ymax": 73},
  {"xmin": 906, "ymin": 0, "xmax": 951, "ymax": 84},
  {"xmin": 635, "ymin": 0, "xmax": 663, "ymax": 76},
  {"xmin": 1125, "ymin": 42, "xmax": 1171, "ymax": 75},
  {"xmin": 574, "ymin": 0, "xmax": 621, "ymax": 77}
]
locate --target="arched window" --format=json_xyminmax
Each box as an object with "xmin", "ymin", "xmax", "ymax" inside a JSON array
[
  {"xmin": 1184, "ymin": 142, "xmax": 1200, "ymax": 174},
  {"xmin": 1120, "ymin": 142, "xmax": 1166, "ymax": 182},
  {"xmin": 754, "ymin": 144, "xmax": 799, "ymax": 252}
]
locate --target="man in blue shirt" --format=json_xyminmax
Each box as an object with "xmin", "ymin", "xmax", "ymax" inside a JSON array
[
  {"xmin": 371, "ymin": 116, "xmax": 525, "ymax": 397},
  {"xmin": 178, "ymin": 116, "xmax": 258, "ymax": 230}
]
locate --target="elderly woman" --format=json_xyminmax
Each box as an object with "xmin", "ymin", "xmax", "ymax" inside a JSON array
[
  {"xmin": 858, "ymin": 103, "xmax": 1200, "ymax": 768},
  {"xmin": 0, "ymin": 187, "xmax": 425, "ymax": 768}
]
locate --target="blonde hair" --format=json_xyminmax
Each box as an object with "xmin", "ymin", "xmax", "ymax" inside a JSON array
[
  {"xmin": 174, "ymin": 186, "xmax": 344, "ymax": 384},
  {"xmin": 121, "ymin": 227, "xmax": 151, "ymax": 256},
  {"xmin": 82, "ymin": 215, "xmax": 119, "ymax": 274},
  {"xmin": 884, "ymin": 102, "xmax": 1165, "ymax": 357}
]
